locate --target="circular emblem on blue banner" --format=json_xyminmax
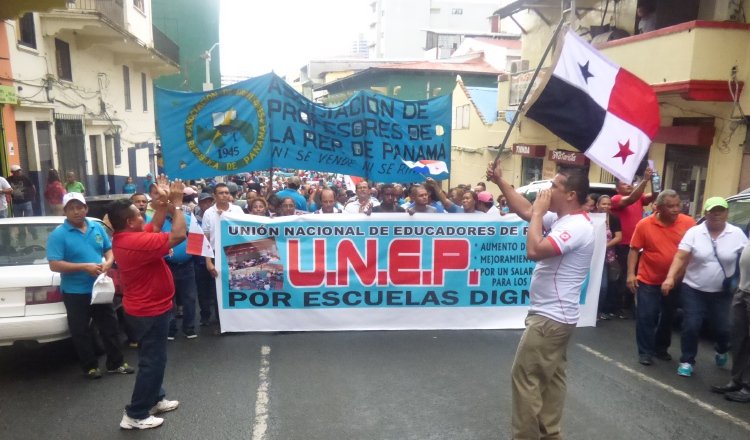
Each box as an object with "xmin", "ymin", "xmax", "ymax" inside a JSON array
[{"xmin": 185, "ymin": 88, "xmax": 266, "ymax": 172}]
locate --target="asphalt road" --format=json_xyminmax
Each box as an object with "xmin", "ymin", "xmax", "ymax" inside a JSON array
[{"xmin": 1, "ymin": 319, "xmax": 749, "ymax": 440}]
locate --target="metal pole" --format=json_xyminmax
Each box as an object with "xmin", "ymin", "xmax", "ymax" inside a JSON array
[{"xmin": 492, "ymin": 13, "xmax": 568, "ymax": 164}]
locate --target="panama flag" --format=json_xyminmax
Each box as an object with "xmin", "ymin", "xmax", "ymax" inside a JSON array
[
  {"xmin": 400, "ymin": 159, "xmax": 449, "ymax": 177},
  {"xmin": 344, "ymin": 175, "xmax": 364, "ymax": 192},
  {"xmin": 186, "ymin": 214, "xmax": 213, "ymax": 257},
  {"xmin": 525, "ymin": 31, "xmax": 660, "ymax": 183}
]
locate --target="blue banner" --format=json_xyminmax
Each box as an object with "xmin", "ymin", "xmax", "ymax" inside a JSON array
[
  {"xmin": 155, "ymin": 73, "xmax": 452, "ymax": 182},
  {"xmin": 214, "ymin": 213, "xmax": 605, "ymax": 332}
]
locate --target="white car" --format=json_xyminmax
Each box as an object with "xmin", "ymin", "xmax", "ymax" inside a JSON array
[
  {"xmin": 516, "ymin": 180, "xmax": 617, "ymax": 202},
  {"xmin": 0, "ymin": 216, "xmax": 114, "ymax": 346}
]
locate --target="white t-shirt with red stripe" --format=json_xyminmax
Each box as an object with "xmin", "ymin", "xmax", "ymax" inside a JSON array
[{"xmin": 528, "ymin": 211, "xmax": 595, "ymax": 324}]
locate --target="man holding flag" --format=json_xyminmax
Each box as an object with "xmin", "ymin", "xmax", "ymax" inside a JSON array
[{"xmin": 487, "ymin": 161, "xmax": 594, "ymax": 440}]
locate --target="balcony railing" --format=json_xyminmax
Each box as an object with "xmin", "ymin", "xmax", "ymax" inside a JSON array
[
  {"xmin": 152, "ymin": 25, "xmax": 180, "ymax": 66},
  {"xmin": 66, "ymin": 0, "xmax": 125, "ymax": 29}
]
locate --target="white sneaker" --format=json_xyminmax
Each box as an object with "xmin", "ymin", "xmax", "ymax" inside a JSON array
[
  {"xmin": 150, "ymin": 398, "xmax": 180, "ymax": 415},
  {"xmin": 119, "ymin": 413, "xmax": 164, "ymax": 430}
]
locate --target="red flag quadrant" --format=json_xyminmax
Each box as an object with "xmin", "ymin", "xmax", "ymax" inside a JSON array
[{"xmin": 187, "ymin": 214, "xmax": 214, "ymax": 257}]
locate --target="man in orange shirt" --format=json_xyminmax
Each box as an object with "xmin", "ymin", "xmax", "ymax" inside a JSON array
[{"xmin": 627, "ymin": 189, "xmax": 695, "ymax": 365}]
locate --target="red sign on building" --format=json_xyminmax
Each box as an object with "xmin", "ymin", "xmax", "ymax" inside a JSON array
[
  {"xmin": 548, "ymin": 149, "xmax": 589, "ymax": 167},
  {"xmin": 512, "ymin": 144, "xmax": 546, "ymax": 158}
]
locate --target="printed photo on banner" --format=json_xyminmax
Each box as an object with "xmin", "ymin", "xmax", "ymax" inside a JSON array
[{"xmin": 225, "ymin": 239, "xmax": 283, "ymax": 291}]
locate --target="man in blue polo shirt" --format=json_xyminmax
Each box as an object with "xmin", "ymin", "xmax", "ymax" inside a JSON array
[
  {"xmin": 161, "ymin": 206, "xmax": 199, "ymax": 340},
  {"xmin": 47, "ymin": 192, "xmax": 134, "ymax": 379}
]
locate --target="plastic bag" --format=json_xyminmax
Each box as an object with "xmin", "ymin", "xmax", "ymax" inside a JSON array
[{"xmin": 91, "ymin": 274, "xmax": 116, "ymax": 304}]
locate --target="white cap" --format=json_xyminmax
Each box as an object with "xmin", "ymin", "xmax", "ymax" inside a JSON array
[
  {"xmin": 10, "ymin": 164, "xmax": 21, "ymax": 172},
  {"xmin": 62, "ymin": 192, "xmax": 86, "ymax": 208}
]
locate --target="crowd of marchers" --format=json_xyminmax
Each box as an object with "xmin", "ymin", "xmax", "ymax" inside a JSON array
[{"xmin": 21, "ymin": 162, "xmax": 750, "ymax": 430}]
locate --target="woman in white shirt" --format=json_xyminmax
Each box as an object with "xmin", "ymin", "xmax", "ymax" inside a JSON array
[{"xmin": 662, "ymin": 197, "xmax": 748, "ymax": 377}]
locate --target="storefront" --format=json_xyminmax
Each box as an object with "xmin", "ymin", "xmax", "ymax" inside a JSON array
[{"xmin": 512, "ymin": 143, "xmax": 545, "ymax": 185}]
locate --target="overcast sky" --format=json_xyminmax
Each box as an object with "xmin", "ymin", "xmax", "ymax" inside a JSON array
[{"xmin": 220, "ymin": 0, "xmax": 370, "ymax": 79}]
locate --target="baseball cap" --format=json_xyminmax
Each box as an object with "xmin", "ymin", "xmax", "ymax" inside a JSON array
[
  {"xmin": 10, "ymin": 164, "xmax": 21, "ymax": 172},
  {"xmin": 183, "ymin": 186, "xmax": 197, "ymax": 196},
  {"xmin": 477, "ymin": 191, "xmax": 494, "ymax": 203},
  {"xmin": 62, "ymin": 192, "xmax": 86, "ymax": 208},
  {"xmin": 198, "ymin": 192, "xmax": 214, "ymax": 202},
  {"xmin": 703, "ymin": 196, "xmax": 728, "ymax": 212}
]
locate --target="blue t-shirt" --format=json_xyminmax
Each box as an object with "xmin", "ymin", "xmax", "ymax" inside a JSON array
[
  {"xmin": 276, "ymin": 188, "xmax": 308, "ymax": 211},
  {"xmin": 161, "ymin": 214, "xmax": 192, "ymax": 264},
  {"xmin": 47, "ymin": 218, "xmax": 111, "ymax": 294}
]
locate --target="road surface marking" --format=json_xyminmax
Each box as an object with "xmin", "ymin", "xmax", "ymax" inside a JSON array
[
  {"xmin": 252, "ymin": 345, "xmax": 271, "ymax": 440},
  {"xmin": 577, "ymin": 343, "xmax": 750, "ymax": 433}
]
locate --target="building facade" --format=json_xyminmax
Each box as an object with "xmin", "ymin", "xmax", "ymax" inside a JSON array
[
  {"xmin": 151, "ymin": 0, "xmax": 220, "ymax": 92},
  {"xmin": 368, "ymin": 0, "xmax": 506, "ymax": 59},
  {"xmin": 3, "ymin": 0, "xmax": 178, "ymax": 213},
  {"xmin": 495, "ymin": 0, "xmax": 750, "ymax": 217}
]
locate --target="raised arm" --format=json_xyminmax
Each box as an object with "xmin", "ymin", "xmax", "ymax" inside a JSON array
[
  {"xmin": 614, "ymin": 168, "xmax": 653, "ymax": 208},
  {"xmin": 486, "ymin": 161, "xmax": 532, "ymax": 221}
]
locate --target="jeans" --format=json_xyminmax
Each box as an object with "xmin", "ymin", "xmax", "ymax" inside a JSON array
[
  {"xmin": 679, "ymin": 284, "xmax": 731, "ymax": 364},
  {"xmin": 168, "ymin": 261, "xmax": 197, "ymax": 335},
  {"xmin": 124, "ymin": 310, "xmax": 169, "ymax": 420},
  {"xmin": 62, "ymin": 293, "xmax": 123, "ymax": 372},
  {"xmin": 636, "ymin": 282, "xmax": 678, "ymax": 356},
  {"xmin": 598, "ymin": 264, "xmax": 608, "ymax": 314},
  {"xmin": 195, "ymin": 260, "xmax": 217, "ymax": 323},
  {"xmin": 615, "ymin": 244, "xmax": 633, "ymax": 313},
  {"xmin": 13, "ymin": 200, "xmax": 33, "ymax": 217},
  {"xmin": 731, "ymin": 289, "xmax": 750, "ymax": 384}
]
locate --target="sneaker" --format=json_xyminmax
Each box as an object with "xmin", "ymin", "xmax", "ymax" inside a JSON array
[
  {"xmin": 86, "ymin": 368, "xmax": 103, "ymax": 379},
  {"xmin": 715, "ymin": 352, "xmax": 728, "ymax": 367},
  {"xmin": 677, "ymin": 362, "xmax": 693, "ymax": 377},
  {"xmin": 654, "ymin": 351, "xmax": 672, "ymax": 361},
  {"xmin": 200, "ymin": 319, "xmax": 209, "ymax": 327},
  {"xmin": 119, "ymin": 413, "xmax": 164, "ymax": 430},
  {"xmin": 167, "ymin": 334, "xmax": 176, "ymax": 341},
  {"xmin": 150, "ymin": 398, "xmax": 180, "ymax": 415},
  {"xmin": 598, "ymin": 313, "xmax": 609, "ymax": 321},
  {"xmin": 128, "ymin": 341, "xmax": 139, "ymax": 349},
  {"xmin": 638, "ymin": 354, "xmax": 653, "ymax": 366},
  {"xmin": 184, "ymin": 330, "xmax": 198, "ymax": 339},
  {"xmin": 108, "ymin": 363, "xmax": 135, "ymax": 374}
]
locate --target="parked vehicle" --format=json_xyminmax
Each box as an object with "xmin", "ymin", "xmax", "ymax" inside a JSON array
[
  {"xmin": 0, "ymin": 216, "xmax": 119, "ymax": 347},
  {"xmin": 84, "ymin": 194, "xmax": 132, "ymax": 220},
  {"xmin": 516, "ymin": 179, "xmax": 617, "ymax": 202},
  {"xmin": 725, "ymin": 192, "xmax": 750, "ymax": 235}
]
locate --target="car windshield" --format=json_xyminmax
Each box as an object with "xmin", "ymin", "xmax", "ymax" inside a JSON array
[
  {"xmin": 728, "ymin": 198, "xmax": 750, "ymax": 233},
  {"xmin": 0, "ymin": 224, "xmax": 58, "ymax": 266}
]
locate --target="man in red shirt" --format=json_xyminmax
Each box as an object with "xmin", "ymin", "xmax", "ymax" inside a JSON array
[
  {"xmin": 611, "ymin": 168, "xmax": 655, "ymax": 318},
  {"xmin": 627, "ymin": 189, "xmax": 695, "ymax": 366},
  {"xmin": 107, "ymin": 177, "xmax": 187, "ymax": 430}
]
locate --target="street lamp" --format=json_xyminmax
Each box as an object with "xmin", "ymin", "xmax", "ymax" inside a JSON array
[{"xmin": 201, "ymin": 42, "xmax": 220, "ymax": 91}]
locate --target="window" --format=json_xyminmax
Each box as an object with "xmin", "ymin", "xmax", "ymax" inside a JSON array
[
  {"xmin": 123, "ymin": 65, "xmax": 131, "ymax": 110},
  {"xmin": 141, "ymin": 73, "xmax": 148, "ymax": 112},
  {"xmin": 113, "ymin": 133, "xmax": 122, "ymax": 166},
  {"xmin": 453, "ymin": 104, "xmax": 470, "ymax": 129},
  {"xmin": 55, "ymin": 38, "xmax": 72, "ymax": 81},
  {"xmin": 18, "ymin": 13, "xmax": 36, "ymax": 49},
  {"xmin": 133, "ymin": 0, "xmax": 145, "ymax": 12}
]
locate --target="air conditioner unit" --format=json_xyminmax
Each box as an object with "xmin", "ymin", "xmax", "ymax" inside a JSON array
[{"xmin": 509, "ymin": 60, "xmax": 530, "ymax": 74}]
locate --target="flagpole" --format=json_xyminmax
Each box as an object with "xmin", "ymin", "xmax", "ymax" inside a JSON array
[{"xmin": 492, "ymin": 12, "xmax": 569, "ymax": 164}]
